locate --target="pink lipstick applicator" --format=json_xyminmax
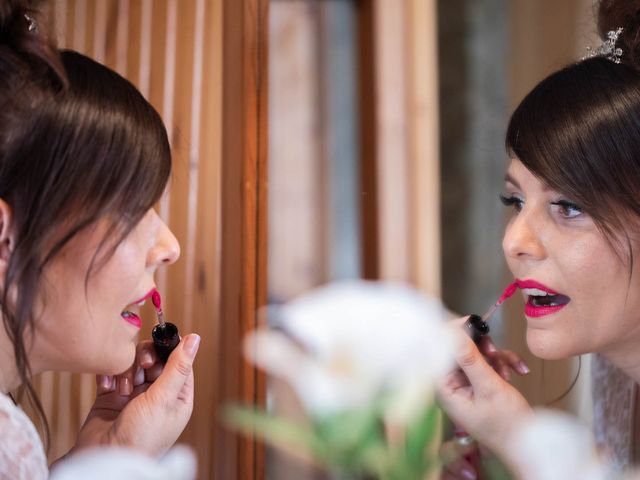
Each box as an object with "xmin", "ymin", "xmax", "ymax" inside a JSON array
[
  {"xmin": 464, "ymin": 281, "xmax": 518, "ymax": 342},
  {"xmin": 151, "ymin": 290, "xmax": 180, "ymax": 363}
]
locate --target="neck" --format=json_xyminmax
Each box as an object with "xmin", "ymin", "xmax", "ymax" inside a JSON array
[{"xmin": 601, "ymin": 339, "xmax": 640, "ymax": 384}]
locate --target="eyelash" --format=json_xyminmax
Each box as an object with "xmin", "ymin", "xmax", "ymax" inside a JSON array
[
  {"xmin": 498, "ymin": 195, "xmax": 583, "ymax": 219},
  {"xmin": 499, "ymin": 194, "xmax": 523, "ymax": 212},
  {"xmin": 550, "ymin": 199, "xmax": 583, "ymax": 219}
]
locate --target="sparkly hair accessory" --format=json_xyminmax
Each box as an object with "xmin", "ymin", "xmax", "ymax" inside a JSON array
[
  {"xmin": 24, "ymin": 13, "xmax": 37, "ymax": 33},
  {"xmin": 583, "ymin": 27, "xmax": 624, "ymax": 64}
]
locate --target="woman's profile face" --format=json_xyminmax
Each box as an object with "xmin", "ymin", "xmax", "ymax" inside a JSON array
[
  {"xmin": 502, "ymin": 159, "xmax": 640, "ymax": 361},
  {"xmin": 29, "ymin": 209, "xmax": 180, "ymax": 375}
]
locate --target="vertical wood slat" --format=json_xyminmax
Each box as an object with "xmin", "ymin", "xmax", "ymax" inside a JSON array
[
  {"xmin": 356, "ymin": 0, "xmax": 379, "ymax": 280},
  {"xmin": 115, "ymin": 0, "xmax": 129, "ymax": 75},
  {"xmin": 405, "ymin": 0, "xmax": 440, "ymax": 297},
  {"xmin": 138, "ymin": 0, "xmax": 152, "ymax": 97},
  {"xmin": 372, "ymin": 0, "xmax": 410, "ymax": 282},
  {"xmin": 356, "ymin": 1, "xmax": 441, "ymax": 476},
  {"xmin": 164, "ymin": 0, "xmax": 195, "ymax": 355},
  {"xmin": 268, "ymin": 2, "xmax": 326, "ymax": 300},
  {"xmin": 157, "ymin": 0, "xmax": 177, "ymax": 263},
  {"xmin": 183, "ymin": 0, "xmax": 206, "ymax": 334},
  {"xmin": 189, "ymin": 1, "xmax": 223, "ymax": 476},
  {"xmin": 218, "ymin": 0, "xmax": 268, "ymax": 478},
  {"xmin": 93, "ymin": 0, "xmax": 107, "ymax": 63},
  {"xmin": 358, "ymin": 0, "xmax": 441, "ymax": 291}
]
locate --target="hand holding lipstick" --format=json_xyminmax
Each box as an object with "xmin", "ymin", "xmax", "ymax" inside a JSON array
[
  {"xmin": 71, "ymin": 333, "xmax": 200, "ymax": 457},
  {"xmin": 438, "ymin": 320, "xmax": 533, "ymax": 464},
  {"xmin": 442, "ymin": 312, "xmax": 529, "ymax": 479}
]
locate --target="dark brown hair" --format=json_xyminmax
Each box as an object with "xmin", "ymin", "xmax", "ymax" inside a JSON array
[
  {"xmin": 0, "ymin": 1, "xmax": 171, "ymax": 448},
  {"xmin": 506, "ymin": 0, "xmax": 640, "ymax": 255}
]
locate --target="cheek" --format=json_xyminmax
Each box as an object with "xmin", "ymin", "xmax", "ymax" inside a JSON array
[{"xmin": 560, "ymin": 237, "xmax": 626, "ymax": 308}]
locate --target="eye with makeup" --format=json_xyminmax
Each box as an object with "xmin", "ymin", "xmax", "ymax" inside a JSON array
[
  {"xmin": 499, "ymin": 194, "xmax": 524, "ymax": 213},
  {"xmin": 550, "ymin": 199, "xmax": 583, "ymax": 219},
  {"xmin": 499, "ymin": 193, "xmax": 584, "ymax": 220}
]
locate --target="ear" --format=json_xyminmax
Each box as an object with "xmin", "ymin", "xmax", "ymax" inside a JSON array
[{"xmin": 0, "ymin": 199, "xmax": 15, "ymax": 269}]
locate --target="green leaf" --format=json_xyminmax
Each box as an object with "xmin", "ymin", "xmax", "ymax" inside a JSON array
[
  {"xmin": 403, "ymin": 402, "xmax": 440, "ymax": 470},
  {"xmin": 224, "ymin": 405, "xmax": 322, "ymax": 456},
  {"xmin": 312, "ymin": 404, "xmax": 387, "ymax": 473},
  {"xmin": 481, "ymin": 454, "xmax": 515, "ymax": 480}
]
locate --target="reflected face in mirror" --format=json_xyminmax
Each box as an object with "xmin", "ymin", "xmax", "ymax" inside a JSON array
[{"xmin": 500, "ymin": 159, "xmax": 640, "ymax": 361}]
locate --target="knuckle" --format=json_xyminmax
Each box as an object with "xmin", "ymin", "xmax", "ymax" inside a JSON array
[
  {"xmin": 458, "ymin": 348, "xmax": 478, "ymax": 368},
  {"xmin": 173, "ymin": 359, "xmax": 192, "ymax": 377}
]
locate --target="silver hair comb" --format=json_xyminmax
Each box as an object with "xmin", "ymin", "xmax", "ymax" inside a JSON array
[
  {"xmin": 24, "ymin": 13, "xmax": 37, "ymax": 33},
  {"xmin": 583, "ymin": 27, "xmax": 624, "ymax": 64}
]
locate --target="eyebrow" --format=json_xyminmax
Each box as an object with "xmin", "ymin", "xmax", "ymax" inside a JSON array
[
  {"xmin": 504, "ymin": 172, "xmax": 553, "ymax": 192},
  {"xmin": 504, "ymin": 173, "xmax": 520, "ymax": 189}
]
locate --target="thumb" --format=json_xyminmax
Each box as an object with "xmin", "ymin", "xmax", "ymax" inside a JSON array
[{"xmin": 149, "ymin": 333, "xmax": 200, "ymax": 401}]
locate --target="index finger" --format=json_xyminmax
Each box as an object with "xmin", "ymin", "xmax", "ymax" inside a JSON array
[{"xmin": 137, "ymin": 339, "xmax": 157, "ymax": 368}]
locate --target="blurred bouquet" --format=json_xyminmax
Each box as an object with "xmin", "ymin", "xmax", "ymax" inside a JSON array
[{"xmin": 228, "ymin": 281, "xmax": 456, "ymax": 480}]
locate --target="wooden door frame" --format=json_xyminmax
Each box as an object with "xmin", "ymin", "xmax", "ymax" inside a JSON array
[{"xmin": 217, "ymin": 0, "xmax": 268, "ymax": 479}]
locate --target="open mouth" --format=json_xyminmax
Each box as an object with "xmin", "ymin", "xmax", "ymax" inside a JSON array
[
  {"xmin": 521, "ymin": 286, "xmax": 571, "ymax": 317},
  {"xmin": 523, "ymin": 288, "xmax": 571, "ymax": 308},
  {"xmin": 121, "ymin": 298, "xmax": 146, "ymax": 329}
]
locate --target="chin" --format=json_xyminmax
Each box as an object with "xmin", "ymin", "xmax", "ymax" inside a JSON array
[
  {"xmin": 526, "ymin": 328, "xmax": 577, "ymax": 360},
  {"xmin": 100, "ymin": 344, "xmax": 137, "ymax": 376}
]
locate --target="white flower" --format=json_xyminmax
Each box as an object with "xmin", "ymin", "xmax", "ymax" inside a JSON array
[
  {"xmin": 507, "ymin": 410, "xmax": 608, "ymax": 480},
  {"xmin": 50, "ymin": 445, "xmax": 196, "ymax": 480},
  {"xmin": 245, "ymin": 280, "xmax": 455, "ymax": 423}
]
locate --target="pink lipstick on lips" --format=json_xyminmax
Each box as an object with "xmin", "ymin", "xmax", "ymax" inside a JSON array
[
  {"xmin": 516, "ymin": 279, "xmax": 571, "ymax": 318},
  {"xmin": 121, "ymin": 289, "xmax": 155, "ymax": 329}
]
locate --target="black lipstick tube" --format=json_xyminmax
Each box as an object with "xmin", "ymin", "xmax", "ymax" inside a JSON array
[
  {"xmin": 152, "ymin": 322, "xmax": 180, "ymax": 363},
  {"xmin": 465, "ymin": 314, "xmax": 490, "ymax": 344}
]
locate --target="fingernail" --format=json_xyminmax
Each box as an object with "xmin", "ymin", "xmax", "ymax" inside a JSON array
[
  {"xmin": 183, "ymin": 334, "xmax": 201, "ymax": 358},
  {"xmin": 119, "ymin": 377, "xmax": 131, "ymax": 396},
  {"xmin": 518, "ymin": 361, "xmax": 530, "ymax": 374},
  {"xmin": 134, "ymin": 367, "xmax": 145, "ymax": 386},
  {"xmin": 99, "ymin": 375, "xmax": 111, "ymax": 391},
  {"xmin": 461, "ymin": 467, "xmax": 477, "ymax": 480},
  {"xmin": 485, "ymin": 342, "xmax": 497, "ymax": 354},
  {"xmin": 140, "ymin": 351, "xmax": 153, "ymax": 367}
]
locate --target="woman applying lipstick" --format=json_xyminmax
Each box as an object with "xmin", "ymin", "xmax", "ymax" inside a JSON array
[
  {"xmin": 0, "ymin": 1, "xmax": 199, "ymax": 477},
  {"xmin": 439, "ymin": 0, "xmax": 640, "ymax": 477}
]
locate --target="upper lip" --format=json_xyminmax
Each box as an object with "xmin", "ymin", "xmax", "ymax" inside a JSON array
[
  {"xmin": 129, "ymin": 288, "xmax": 157, "ymax": 307},
  {"xmin": 515, "ymin": 279, "xmax": 561, "ymax": 295}
]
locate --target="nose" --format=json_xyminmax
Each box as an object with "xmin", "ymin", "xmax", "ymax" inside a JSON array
[
  {"xmin": 502, "ymin": 210, "xmax": 546, "ymax": 263},
  {"xmin": 148, "ymin": 213, "xmax": 181, "ymax": 267}
]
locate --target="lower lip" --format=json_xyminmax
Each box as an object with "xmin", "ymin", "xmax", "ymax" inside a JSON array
[
  {"xmin": 122, "ymin": 313, "xmax": 142, "ymax": 329},
  {"xmin": 524, "ymin": 298, "xmax": 569, "ymax": 318}
]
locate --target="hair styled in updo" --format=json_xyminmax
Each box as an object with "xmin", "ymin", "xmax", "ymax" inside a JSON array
[
  {"xmin": 506, "ymin": 0, "xmax": 640, "ymax": 255},
  {"xmin": 0, "ymin": 1, "xmax": 171, "ymax": 447}
]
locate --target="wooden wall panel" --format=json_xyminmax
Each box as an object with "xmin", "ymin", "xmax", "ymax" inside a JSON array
[
  {"xmin": 406, "ymin": 0, "xmax": 440, "ymax": 297},
  {"xmin": 217, "ymin": 1, "xmax": 268, "ymax": 478},
  {"xmin": 359, "ymin": 1, "xmax": 441, "ymax": 476},
  {"xmin": 361, "ymin": 0, "xmax": 440, "ymax": 293},
  {"xmin": 28, "ymin": 2, "xmax": 264, "ymax": 479},
  {"xmin": 268, "ymin": 2, "xmax": 326, "ymax": 301}
]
